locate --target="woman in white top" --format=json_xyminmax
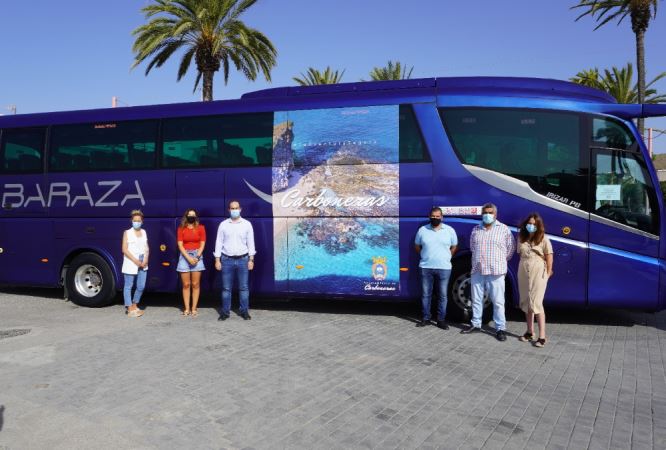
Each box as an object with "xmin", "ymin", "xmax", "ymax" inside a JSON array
[{"xmin": 121, "ymin": 210, "xmax": 149, "ymax": 317}]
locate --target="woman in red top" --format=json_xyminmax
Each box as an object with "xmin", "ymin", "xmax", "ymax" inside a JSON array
[{"xmin": 177, "ymin": 209, "xmax": 206, "ymax": 316}]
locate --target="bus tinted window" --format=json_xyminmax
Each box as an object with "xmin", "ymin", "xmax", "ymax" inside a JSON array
[
  {"xmin": 0, "ymin": 128, "xmax": 44, "ymax": 173},
  {"xmin": 50, "ymin": 121, "xmax": 157, "ymax": 171},
  {"xmin": 441, "ymin": 108, "xmax": 586, "ymax": 210},
  {"xmin": 399, "ymin": 105, "xmax": 429, "ymax": 162},
  {"xmin": 592, "ymin": 117, "xmax": 637, "ymax": 151},
  {"xmin": 162, "ymin": 113, "xmax": 273, "ymax": 168}
]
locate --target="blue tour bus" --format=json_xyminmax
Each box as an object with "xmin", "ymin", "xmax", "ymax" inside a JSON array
[{"xmin": 1, "ymin": 76, "xmax": 665, "ymax": 321}]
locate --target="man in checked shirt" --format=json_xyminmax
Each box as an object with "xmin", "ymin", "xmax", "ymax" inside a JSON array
[{"xmin": 461, "ymin": 203, "xmax": 516, "ymax": 341}]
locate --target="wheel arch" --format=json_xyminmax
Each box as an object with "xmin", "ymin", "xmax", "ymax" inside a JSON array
[
  {"xmin": 451, "ymin": 251, "xmax": 519, "ymax": 306},
  {"xmin": 60, "ymin": 246, "xmax": 121, "ymax": 289}
]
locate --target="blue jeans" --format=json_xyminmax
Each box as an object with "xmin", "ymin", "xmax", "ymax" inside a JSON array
[
  {"xmin": 221, "ymin": 255, "xmax": 250, "ymax": 315},
  {"xmin": 471, "ymin": 272, "xmax": 506, "ymax": 330},
  {"xmin": 420, "ymin": 268, "xmax": 451, "ymax": 322},
  {"xmin": 123, "ymin": 270, "xmax": 147, "ymax": 307}
]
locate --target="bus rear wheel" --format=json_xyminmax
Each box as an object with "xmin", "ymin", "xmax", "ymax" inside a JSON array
[
  {"xmin": 65, "ymin": 253, "xmax": 116, "ymax": 307},
  {"xmin": 447, "ymin": 260, "xmax": 492, "ymax": 323}
]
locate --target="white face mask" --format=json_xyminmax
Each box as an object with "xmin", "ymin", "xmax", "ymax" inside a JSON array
[
  {"xmin": 132, "ymin": 221, "xmax": 142, "ymax": 230},
  {"xmin": 230, "ymin": 209, "xmax": 241, "ymax": 219}
]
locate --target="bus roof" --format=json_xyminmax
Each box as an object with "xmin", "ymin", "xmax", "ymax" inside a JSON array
[
  {"xmin": 242, "ymin": 76, "xmax": 617, "ymax": 104},
  {"xmin": 0, "ymin": 76, "xmax": 624, "ymax": 129}
]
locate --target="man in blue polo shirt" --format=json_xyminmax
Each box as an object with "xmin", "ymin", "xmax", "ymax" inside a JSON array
[{"xmin": 414, "ymin": 207, "xmax": 458, "ymax": 329}]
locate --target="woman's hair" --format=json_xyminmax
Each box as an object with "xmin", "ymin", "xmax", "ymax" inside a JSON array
[
  {"xmin": 518, "ymin": 212, "xmax": 545, "ymax": 244},
  {"xmin": 130, "ymin": 209, "xmax": 144, "ymax": 220},
  {"xmin": 180, "ymin": 208, "xmax": 199, "ymax": 228}
]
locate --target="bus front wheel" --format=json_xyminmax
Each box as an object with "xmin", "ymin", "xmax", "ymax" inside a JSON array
[
  {"xmin": 65, "ymin": 253, "xmax": 116, "ymax": 307},
  {"xmin": 447, "ymin": 261, "xmax": 492, "ymax": 324}
]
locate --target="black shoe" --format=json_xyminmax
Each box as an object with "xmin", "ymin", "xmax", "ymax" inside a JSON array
[
  {"xmin": 496, "ymin": 330, "xmax": 507, "ymax": 341},
  {"xmin": 217, "ymin": 314, "xmax": 229, "ymax": 321},
  {"xmin": 460, "ymin": 325, "xmax": 480, "ymax": 334},
  {"xmin": 436, "ymin": 321, "xmax": 449, "ymax": 330},
  {"xmin": 415, "ymin": 319, "xmax": 429, "ymax": 327},
  {"xmin": 241, "ymin": 312, "xmax": 251, "ymax": 320}
]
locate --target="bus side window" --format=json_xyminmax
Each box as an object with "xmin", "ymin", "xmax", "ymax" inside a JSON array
[
  {"xmin": 440, "ymin": 108, "xmax": 587, "ymax": 210},
  {"xmin": 0, "ymin": 128, "xmax": 45, "ymax": 174},
  {"xmin": 161, "ymin": 113, "xmax": 273, "ymax": 168},
  {"xmin": 399, "ymin": 105, "xmax": 429, "ymax": 162},
  {"xmin": 49, "ymin": 121, "xmax": 157, "ymax": 172}
]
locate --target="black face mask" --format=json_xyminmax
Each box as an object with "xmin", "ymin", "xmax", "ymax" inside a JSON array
[
  {"xmin": 186, "ymin": 216, "xmax": 197, "ymax": 224},
  {"xmin": 430, "ymin": 218, "xmax": 442, "ymax": 227}
]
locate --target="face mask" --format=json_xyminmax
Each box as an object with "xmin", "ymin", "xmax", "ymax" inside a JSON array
[
  {"xmin": 482, "ymin": 213, "xmax": 495, "ymax": 225},
  {"xmin": 526, "ymin": 223, "xmax": 537, "ymax": 234},
  {"xmin": 186, "ymin": 216, "xmax": 196, "ymax": 224},
  {"xmin": 230, "ymin": 210, "xmax": 241, "ymax": 219},
  {"xmin": 430, "ymin": 218, "xmax": 442, "ymax": 227},
  {"xmin": 132, "ymin": 221, "xmax": 142, "ymax": 230}
]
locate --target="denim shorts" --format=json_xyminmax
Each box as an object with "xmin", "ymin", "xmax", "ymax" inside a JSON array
[{"xmin": 177, "ymin": 249, "xmax": 205, "ymax": 272}]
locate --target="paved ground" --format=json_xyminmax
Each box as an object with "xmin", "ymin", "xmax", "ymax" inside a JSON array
[{"xmin": 0, "ymin": 289, "xmax": 665, "ymax": 450}]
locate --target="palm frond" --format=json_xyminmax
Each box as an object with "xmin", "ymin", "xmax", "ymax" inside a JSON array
[{"xmin": 132, "ymin": 0, "xmax": 277, "ymax": 101}]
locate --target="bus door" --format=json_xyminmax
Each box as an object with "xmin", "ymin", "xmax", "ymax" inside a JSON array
[
  {"xmin": 175, "ymin": 166, "xmax": 274, "ymax": 293},
  {"xmin": 588, "ymin": 116, "xmax": 660, "ymax": 309},
  {"xmin": 398, "ymin": 104, "xmax": 433, "ymax": 297},
  {"xmin": 0, "ymin": 127, "xmax": 54, "ymax": 285}
]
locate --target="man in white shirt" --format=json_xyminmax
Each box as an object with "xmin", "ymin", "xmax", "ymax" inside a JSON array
[{"xmin": 214, "ymin": 200, "xmax": 256, "ymax": 321}]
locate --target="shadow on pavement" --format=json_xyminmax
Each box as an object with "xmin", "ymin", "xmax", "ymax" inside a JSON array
[{"xmin": 1, "ymin": 286, "xmax": 664, "ymax": 330}]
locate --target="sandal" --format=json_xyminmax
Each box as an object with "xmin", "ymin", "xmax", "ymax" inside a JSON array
[
  {"xmin": 191, "ymin": 310, "xmax": 198, "ymax": 317},
  {"xmin": 181, "ymin": 310, "xmax": 191, "ymax": 316},
  {"xmin": 128, "ymin": 309, "xmax": 144, "ymax": 318},
  {"xmin": 519, "ymin": 332, "xmax": 534, "ymax": 342},
  {"xmin": 534, "ymin": 338, "xmax": 546, "ymax": 348}
]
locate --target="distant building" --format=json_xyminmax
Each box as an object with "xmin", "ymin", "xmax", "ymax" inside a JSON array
[{"xmin": 658, "ymin": 170, "xmax": 666, "ymax": 182}]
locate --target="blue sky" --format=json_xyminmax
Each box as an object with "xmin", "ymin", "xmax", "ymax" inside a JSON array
[{"xmin": 1, "ymin": 0, "xmax": 666, "ymax": 148}]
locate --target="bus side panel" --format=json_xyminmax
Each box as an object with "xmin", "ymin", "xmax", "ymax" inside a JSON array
[
  {"xmin": 142, "ymin": 218, "xmax": 179, "ymax": 292},
  {"xmin": 397, "ymin": 161, "xmax": 433, "ymax": 301},
  {"xmin": 399, "ymin": 218, "xmax": 425, "ymax": 300},
  {"xmin": 588, "ymin": 220, "xmax": 659, "ymax": 309},
  {"xmin": 660, "ymin": 260, "xmax": 666, "ymax": 311},
  {"xmin": 420, "ymin": 97, "xmax": 590, "ymax": 308},
  {"xmin": 200, "ymin": 216, "xmax": 276, "ymax": 297},
  {"xmin": 46, "ymin": 171, "xmax": 176, "ymax": 218},
  {"xmin": 0, "ymin": 219, "xmax": 56, "ymax": 286},
  {"xmin": 588, "ymin": 242, "xmax": 659, "ymax": 309}
]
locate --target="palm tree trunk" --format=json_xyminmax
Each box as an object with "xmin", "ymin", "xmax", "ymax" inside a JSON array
[
  {"xmin": 202, "ymin": 71, "xmax": 214, "ymax": 102},
  {"xmin": 636, "ymin": 29, "xmax": 646, "ymax": 137}
]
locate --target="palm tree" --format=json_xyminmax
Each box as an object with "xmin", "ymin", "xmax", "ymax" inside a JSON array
[
  {"xmin": 368, "ymin": 61, "xmax": 414, "ymax": 81},
  {"xmin": 572, "ymin": 0, "xmax": 660, "ymax": 134},
  {"xmin": 132, "ymin": 0, "xmax": 277, "ymax": 101},
  {"xmin": 571, "ymin": 63, "xmax": 666, "ymax": 103},
  {"xmin": 293, "ymin": 67, "xmax": 345, "ymax": 86}
]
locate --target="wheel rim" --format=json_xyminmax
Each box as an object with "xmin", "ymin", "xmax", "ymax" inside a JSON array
[
  {"xmin": 74, "ymin": 264, "xmax": 103, "ymax": 298},
  {"xmin": 451, "ymin": 271, "xmax": 490, "ymax": 313}
]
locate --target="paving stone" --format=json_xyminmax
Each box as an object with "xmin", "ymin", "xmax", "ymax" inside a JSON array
[{"xmin": 0, "ymin": 291, "xmax": 665, "ymax": 449}]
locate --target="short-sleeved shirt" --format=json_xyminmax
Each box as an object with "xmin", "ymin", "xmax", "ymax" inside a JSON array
[
  {"xmin": 177, "ymin": 225, "xmax": 206, "ymax": 250},
  {"xmin": 470, "ymin": 220, "xmax": 515, "ymax": 275},
  {"xmin": 415, "ymin": 223, "xmax": 458, "ymax": 270}
]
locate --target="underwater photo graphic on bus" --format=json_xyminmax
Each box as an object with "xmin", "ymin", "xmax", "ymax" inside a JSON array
[{"xmin": 272, "ymin": 105, "xmax": 400, "ymax": 295}]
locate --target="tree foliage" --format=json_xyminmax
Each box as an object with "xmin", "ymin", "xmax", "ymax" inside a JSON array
[
  {"xmin": 572, "ymin": 0, "xmax": 661, "ymax": 134},
  {"xmin": 293, "ymin": 67, "xmax": 345, "ymax": 85},
  {"xmin": 571, "ymin": 63, "xmax": 666, "ymax": 104},
  {"xmin": 368, "ymin": 61, "xmax": 414, "ymax": 81},
  {"xmin": 132, "ymin": 0, "xmax": 277, "ymax": 101}
]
